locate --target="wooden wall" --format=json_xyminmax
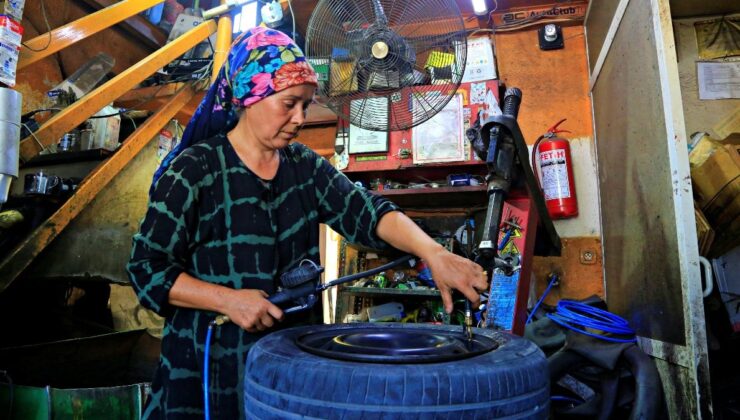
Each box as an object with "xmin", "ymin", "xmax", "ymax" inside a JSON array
[
  {"xmin": 300, "ymin": 22, "xmax": 604, "ymax": 304},
  {"xmin": 495, "ymin": 25, "xmax": 604, "ymax": 303}
]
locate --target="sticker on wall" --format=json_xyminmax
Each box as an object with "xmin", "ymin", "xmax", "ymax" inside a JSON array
[
  {"xmin": 471, "ymin": 82, "xmax": 486, "ymax": 104},
  {"xmin": 501, "ymin": 241, "xmax": 520, "ymax": 256}
]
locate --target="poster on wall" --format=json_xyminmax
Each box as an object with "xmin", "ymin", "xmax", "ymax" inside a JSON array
[
  {"xmin": 348, "ymin": 97, "xmax": 389, "ymax": 153},
  {"xmin": 412, "ymin": 93, "xmax": 465, "ymax": 164}
]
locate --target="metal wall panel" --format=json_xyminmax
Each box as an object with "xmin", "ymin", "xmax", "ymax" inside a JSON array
[
  {"xmin": 592, "ymin": 0, "xmax": 686, "ymax": 344},
  {"xmin": 584, "ymin": 0, "xmax": 621, "ymax": 72},
  {"xmin": 590, "ymin": 0, "xmax": 712, "ymax": 416}
]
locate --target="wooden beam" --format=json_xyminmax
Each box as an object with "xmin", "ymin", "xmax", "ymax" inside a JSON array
[
  {"xmin": 77, "ymin": 0, "xmax": 168, "ymax": 49},
  {"xmin": 18, "ymin": 0, "xmax": 165, "ymax": 70},
  {"xmin": 115, "ymin": 83, "xmax": 188, "ymax": 103},
  {"xmin": 212, "ymin": 1, "xmax": 233, "ymax": 83},
  {"xmin": 19, "ymin": 19, "xmax": 217, "ymax": 162},
  {"xmin": 0, "ymin": 84, "xmax": 197, "ymax": 293}
]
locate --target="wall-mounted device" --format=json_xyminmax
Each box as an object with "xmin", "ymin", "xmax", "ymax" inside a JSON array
[
  {"xmin": 261, "ymin": 0, "xmax": 285, "ymax": 28},
  {"xmin": 539, "ymin": 24, "xmax": 564, "ymax": 50}
]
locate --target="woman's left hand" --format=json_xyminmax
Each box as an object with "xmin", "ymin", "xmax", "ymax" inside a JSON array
[{"xmin": 424, "ymin": 247, "xmax": 488, "ymax": 314}]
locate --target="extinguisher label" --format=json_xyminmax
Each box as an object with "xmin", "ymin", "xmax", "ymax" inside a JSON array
[{"xmin": 539, "ymin": 149, "xmax": 571, "ymax": 200}]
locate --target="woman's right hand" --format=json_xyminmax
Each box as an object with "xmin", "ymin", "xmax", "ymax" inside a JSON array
[{"xmin": 224, "ymin": 289, "xmax": 284, "ymax": 333}]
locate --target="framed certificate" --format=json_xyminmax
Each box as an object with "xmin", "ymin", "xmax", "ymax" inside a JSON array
[
  {"xmin": 412, "ymin": 93, "xmax": 465, "ymax": 164},
  {"xmin": 348, "ymin": 98, "xmax": 389, "ymax": 153}
]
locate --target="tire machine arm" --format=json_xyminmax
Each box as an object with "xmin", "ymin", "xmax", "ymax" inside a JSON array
[{"xmin": 465, "ymin": 87, "xmax": 562, "ymax": 339}]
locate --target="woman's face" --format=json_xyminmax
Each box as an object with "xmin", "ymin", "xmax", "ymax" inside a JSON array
[{"xmin": 243, "ymin": 84, "xmax": 315, "ymax": 150}]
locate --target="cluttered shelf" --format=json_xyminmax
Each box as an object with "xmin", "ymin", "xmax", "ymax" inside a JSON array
[
  {"xmin": 340, "ymin": 287, "xmax": 441, "ymax": 297},
  {"xmin": 374, "ymin": 185, "xmax": 487, "ymax": 208}
]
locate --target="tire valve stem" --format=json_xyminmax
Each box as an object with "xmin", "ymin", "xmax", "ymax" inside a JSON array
[{"xmin": 464, "ymin": 300, "xmax": 474, "ymax": 348}]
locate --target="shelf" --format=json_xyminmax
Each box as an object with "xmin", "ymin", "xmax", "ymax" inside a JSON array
[
  {"xmin": 340, "ymin": 287, "xmax": 441, "ymax": 297},
  {"xmin": 373, "ymin": 185, "xmax": 487, "ymax": 208},
  {"xmin": 23, "ymin": 149, "xmax": 113, "ymax": 169},
  {"xmin": 343, "ymin": 160, "xmax": 487, "ymax": 179}
]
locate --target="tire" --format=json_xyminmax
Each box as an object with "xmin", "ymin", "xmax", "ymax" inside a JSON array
[{"xmin": 244, "ymin": 323, "xmax": 549, "ymax": 419}]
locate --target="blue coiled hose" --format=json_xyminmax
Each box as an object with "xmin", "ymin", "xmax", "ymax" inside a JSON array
[{"xmin": 547, "ymin": 300, "xmax": 636, "ymax": 343}]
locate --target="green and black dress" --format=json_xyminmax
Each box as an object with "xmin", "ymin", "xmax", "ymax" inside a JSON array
[{"xmin": 127, "ymin": 133, "xmax": 399, "ymax": 419}]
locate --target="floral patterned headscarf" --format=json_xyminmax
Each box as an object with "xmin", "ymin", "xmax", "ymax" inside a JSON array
[{"xmin": 150, "ymin": 27, "xmax": 318, "ymax": 192}]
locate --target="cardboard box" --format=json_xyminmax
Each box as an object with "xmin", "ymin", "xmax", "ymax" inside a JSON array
[
  {"xmin": 691, "ymin": 143, "xmax": 740, "ymax": 256},
  {"xmin": 0, "ymin": 15, "xmax": 22, "ymax": 46},
  {"xmin": 0, "ymin": 40, "xmax": 19, "ymax": 87},
  {"xmin": 0, "ymin": 0, "xmax": 24, "ymax": 22},
  {"xmin": 694, "ymin": 204, "xmax": 715, "ymax": 257}
]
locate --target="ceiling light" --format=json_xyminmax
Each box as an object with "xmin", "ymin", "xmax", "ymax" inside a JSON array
[{"xmin": 472, "ymin": 0, "xmax": 489, "ymax": 16}]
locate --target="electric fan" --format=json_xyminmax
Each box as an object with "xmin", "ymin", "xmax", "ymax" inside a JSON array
[{"xmin": 306, "ymin": 0, "xmax": 468, "ymax": 131}]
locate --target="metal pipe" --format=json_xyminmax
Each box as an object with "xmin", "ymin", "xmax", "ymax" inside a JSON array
[
  {"xmin": 0, "ymin": 88, "xmax": 22, "ymax": 204},
  {"xmin": 202, "ymin": 0, "xmax": 252, "ymax": 20}
]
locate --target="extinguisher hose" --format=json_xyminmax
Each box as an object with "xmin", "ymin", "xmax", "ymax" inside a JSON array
[{"xmin": 531, "ymin": 134, "xmax": 546, "ymax": 189}]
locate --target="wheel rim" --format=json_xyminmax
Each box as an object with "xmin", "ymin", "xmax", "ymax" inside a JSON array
[{"xmin": 296, "ymin": 325, "xmax": 499, "ymax": 363}]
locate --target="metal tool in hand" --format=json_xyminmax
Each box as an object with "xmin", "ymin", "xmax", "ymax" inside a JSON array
[{"xmin": 214, "ymin": 255, "xmax": 417, "ymax": 325}]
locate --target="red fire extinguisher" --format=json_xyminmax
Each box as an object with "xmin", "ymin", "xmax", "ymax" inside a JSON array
[{"xmin": 532, "ymin": 119, "xmax": 578, "ymax": 219}]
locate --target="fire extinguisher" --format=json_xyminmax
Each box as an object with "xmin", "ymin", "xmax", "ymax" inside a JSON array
[{"xmin": 532, "ymin": 119, "xmax": 578, "ymax": 219}]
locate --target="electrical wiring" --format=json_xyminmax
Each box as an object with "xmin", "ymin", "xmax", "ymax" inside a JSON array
[
  {"xmin": 20, "ymin": 122, "xmax": 49, "ymax": 160},
  {"xmin": 125, "ymin": 114, "xmax": 137, "ymax": 130},
  {"xmin": 22, "ymin": 108, "xmax": 61, "ymax": 119},
  {"xmin": 22, "ymin": 0, "xmax": 52, "ymax": 52},
  {"xmin": 286, "ymin": 0, "xmax": 296, "ymax": 40}
]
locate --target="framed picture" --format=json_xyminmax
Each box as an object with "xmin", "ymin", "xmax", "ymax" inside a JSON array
[{"xmin": 348, "ymin": 98, "xmax": 389, "ymax": 154}]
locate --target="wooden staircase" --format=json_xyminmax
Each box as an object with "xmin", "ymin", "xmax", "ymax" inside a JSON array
[{"xmin": 0, "ymin": 0, "xmax": 219, "ymax": 291}]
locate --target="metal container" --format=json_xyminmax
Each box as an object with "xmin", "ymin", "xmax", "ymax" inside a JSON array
[
  {"xmin": 58, "ymin": 131, "xmax": 78, "ymax": 152},
  {"xmin": 79, "ymin": 128, "xmax": 94, "ymax": 150},
  {"xmin": 24, "ymin": 170, "xmax": 59, "ymax": 195},
  {"xmin": 0, "ymin": 87, "xmax": 22, "ymax": 203}
]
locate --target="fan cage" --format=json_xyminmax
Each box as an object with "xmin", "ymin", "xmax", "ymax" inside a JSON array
[{"xmin": 306, "ymin": 0, "xmax": 468, "ymax": 132}]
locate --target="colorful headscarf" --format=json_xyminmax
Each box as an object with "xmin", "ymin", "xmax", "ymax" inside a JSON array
[{"xmin": 150, "ymin": 27, "xmax": 318, "ymax": 193}]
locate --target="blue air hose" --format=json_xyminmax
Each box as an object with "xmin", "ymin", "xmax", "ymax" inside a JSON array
[
  {"xmin": 204, "ymin": 318, "xmax": 222, "ymax": 420},
  {"xmin": 526, "ymin": 273, "xmax": 559, "ymax": 324},
  {"xmin": 547, "ymin": 300, "xmax": 636, "ymax": 343}
]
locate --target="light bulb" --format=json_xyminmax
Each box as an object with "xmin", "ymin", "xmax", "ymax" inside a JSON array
[{"xmin": 472, "ymin": 0, "xmax": 488, "ymax": 16}]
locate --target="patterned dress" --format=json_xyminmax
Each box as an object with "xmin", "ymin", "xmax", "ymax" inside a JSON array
[{"xmin": 127, "ymin": 134, "xmax": 399, "ymax": 419}]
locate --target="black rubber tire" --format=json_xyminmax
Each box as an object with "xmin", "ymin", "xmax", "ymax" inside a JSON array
[{"xmin": 244, "ymin": 323, "xmax": 549, "ymax": 419}]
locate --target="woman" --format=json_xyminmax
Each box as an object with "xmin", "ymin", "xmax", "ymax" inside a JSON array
[{"xmin": 127, "ymin": 27, "xmax": 488, "ymax": 419}]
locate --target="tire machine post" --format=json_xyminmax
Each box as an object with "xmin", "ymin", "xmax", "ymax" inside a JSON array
[{"xmin": 468, "ymin": 87, "xmax": 562, "ymax": 336}]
